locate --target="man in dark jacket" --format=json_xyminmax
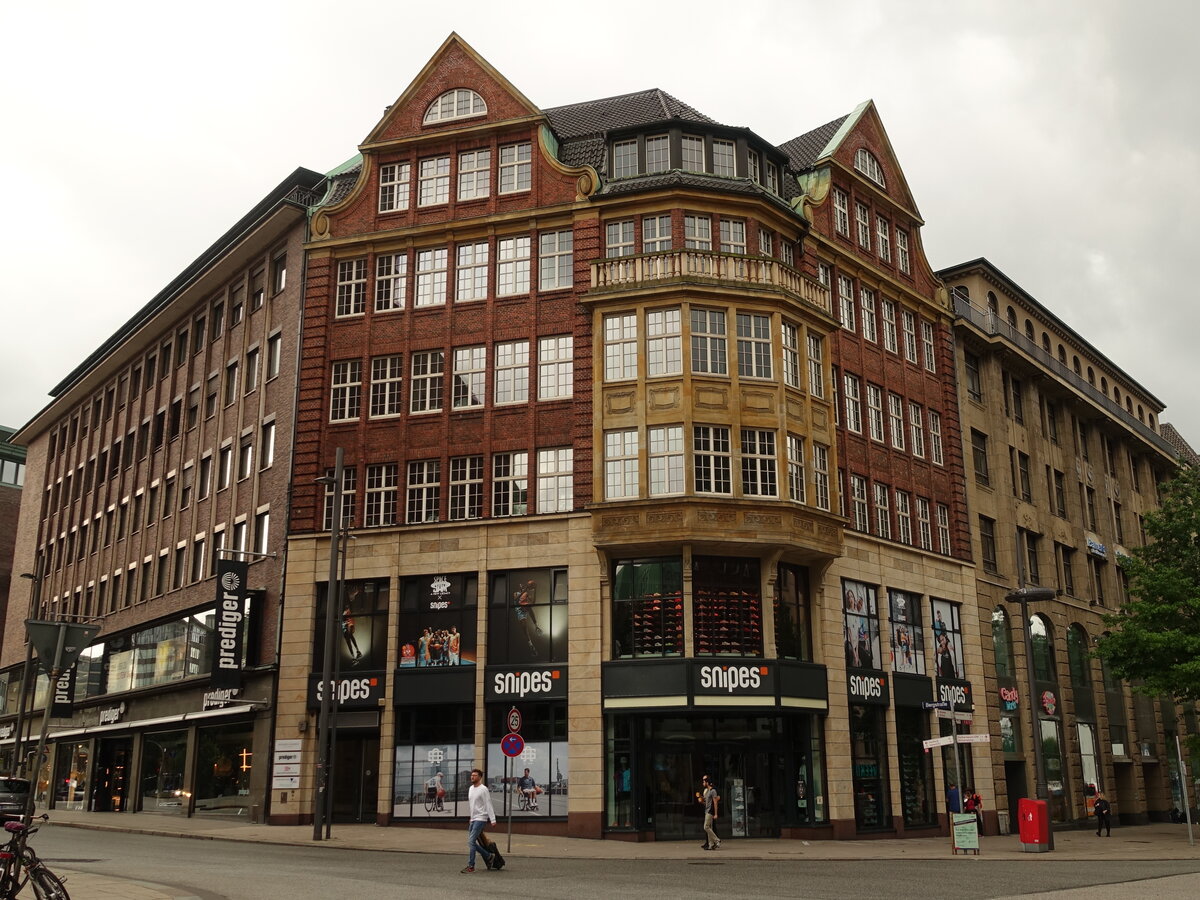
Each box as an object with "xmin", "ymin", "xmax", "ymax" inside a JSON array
[{"xmin": 1094, "ymin": 791, "xmax": 1112, "ymax": 836}]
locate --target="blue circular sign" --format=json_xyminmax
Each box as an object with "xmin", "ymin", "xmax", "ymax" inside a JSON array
[{"xmin": 501, "ymin": 733, "xmax": 525, "ymax": 758}]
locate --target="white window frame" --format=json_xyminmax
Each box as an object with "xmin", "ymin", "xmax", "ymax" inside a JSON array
[
  {"xmin": 424, "ymin": 88, "xmax": 486, "ymax": 124},
  {"xmin": 406, "ymin": 460, "xmax": 440, "ymax": 523},
  {"xmin": 449, "ymin": 456, "xmax": 484, "ymax": 521},
  {"xmin": 787, "ymin": 433, "xmax": 806, "ymax": 503},
  {"xmin": 684, "ymin": 214, "xmax": 712, "ymax": 250},
  {"xmin": 881, "ymin": 299, "xmax": 898, "ymax": 353},
  {"xmin": 888, "ymin": 393, "xmax": 905, "ymax": 450},
  {"xmin": 936, "ymin": 503, "xmax": 951, "ymax": 555},
  {"xmin": 538, "ymin": 335, "xmax": 573, "ymax": 400},
  {"xmin": 415, "ymin": 248, "xmax": 448, "ymax": 307},
  {"xmin": 860, "ymin": 287, "xmax": 877, "ymax": 342},
  {"xmin": 897, "ymin": 229, "xmax": 911, "ymax": 274},
  {"xmin": 375, "ymin": 253, "xmax": 407, "ymax": 312},
  {"xmin": 455, "ymin": 242, "xmax": 488, "ymax": 302},
  {"xmin": 735, "ymin": 313, "xmax": 772, "ymax": 379},
  {"xmin": 854, "ymin": 148, "xmax": 886, "ymax": 187},
  {"xmin": 813, "ymin": 444, "xmax": 830, "ymax": 510},
  {"xmin": 336, "ymin": 259, "xmax": 367, "ymax": 317},
  {"xmin": 497, "ymin": 236, "xmax": 531, "ymax": 296},
  {"xmin": 929, "ymin": 410, "xmax": 944, "ymax": 466},
  {"xmin": 494, "ymin": 340, "xmax": 529, "ymax": 405},
  {"xmin": 457, "ymin": 149, "xmax": 491, "ymax": 201},
  {"xmin": 838, "ymin": 275, "xmax": 856, "ymax": 332},
  {"xmin": 646, "ymin": 134, "xmax": 669, "ymax": 173},
  {"xmin": 499, "ymin": 142, "xmax": 532, "ymax": 194},
  {"xmin": 693, "ymin": 425, "xmax": 732, "ymax": 495},
  {"xmin": 896, "ymin": 490, "xmax": 912, "ymax": 545},
  {"xmin": 690, "ymin": 308, "xmax": 727, "ymax": 375},
  {"xmin": 833, "ymin": 188, "xmax": 850, "ymax": 236},
  {"xmin": 536, "ymin": 448, "xmax": 573, "ymax": 512},
  {"xmin": 369, "ymin": 355, "xmax": 404, "ymax": 418},
  {"xmin": 902, "ymin": 309, "xmax": 918, "ymax": 363},
  {"xmin": 909, "ymin": 402, "xmax": 925, "ymax": 458},
  {"xmin": 409, "ymin": 350, "xmax": 444, "ymax": 414},
  {"xmin": 649, "ymin": 425, "xmax": 684, "ymax": 496},
  {"xmin": 719, "ymin": 219, "xmax": 746, "ymax": 255},
  {"xmin": 713, "ymin": 139, "xmax": 735, "ymax": 176},
  {"xmin": 867, "ymin": 384, "xmax": 885, "ymax": 442},
  {"xmin": 604, "ymin": 313, "xmax": 638, "ymax": 381},
  {"xmin": 606, "ymin": 220, "xmax": 635, "ymax": 258},
  {"xmin": 452, "ymin": 346, "xmax": 486, "ymax": 409},
  {"xmin": 921, "ymin": 321, "xmax": 937, "ymax": 372},
  {"xmin": 741, "ymin": 429, "xmax": 777, "ymax": 497},
  {"xmin": 807, "ymin": 334, "xmax": 824, "ymax": 398},
  {"xmin": 379, "ymin": 162, "xmax": 411, "ymax": 213},
  {"xmin": 855, "ymin": 202, "xmax": 871, "ymax": 249},
  {"xmin": 781, "ymin": 321, "xmax": 800, "ymax": 388},
  {"xmin": 613, "ymin": 139, "xmax": 638, "ymax": 178},
  {"xmin": 418, "ymin": 155, "xmax": 451, "ymax": 207},
  {"xmin": 843, "ymin": 374, "xmax": 863, "ymax": 433},
  {"xmin": 364, "ymin": 463, "xmax": 398, "ymax": 527},
  {"xmin": 605, "ymin": 429, "xmax": 639, "ymax": 499},
  {"xmin": 647, "ymin": 307, "xmax": 682, "ymax": 376},
  {"xmin": 492, "ymin": 451, "xmax": 528, "ymax": 517},
  {"xmin": 330, "ymin": 361, "xmax": 362, "ymax": 421},
  {"xmin": 874, "ymin": 483, "xmax": 891, "ymax": 539},
  {"xmin": 539, "ymin": 230, "xmax": 573, "ymax": 291},
  {"xmin": 642, "ymin": 215, "xmax": 671, "ymax": 253},
  {"xmin": 917, "ymin": 497, "xmax": 933, "ymax": 550},
  {"xmin": 850, "ymin": 474, "xmax": 869, "ymax": 532},
  {"xmin": 681, "ymin": 135, "xmax": 705, "ymax": 172}
]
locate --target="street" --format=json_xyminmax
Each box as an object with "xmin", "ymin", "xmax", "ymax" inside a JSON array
[{"xmin": 28, "ymin": 825, "xmax": 1200, "ymax": 900}]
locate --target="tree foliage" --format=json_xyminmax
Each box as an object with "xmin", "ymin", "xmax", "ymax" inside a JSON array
[{"xmin": 1094, "ymin": 463, "xmax": 1200, "ymax": 704}]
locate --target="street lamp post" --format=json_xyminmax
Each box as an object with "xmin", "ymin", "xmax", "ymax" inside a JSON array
[
  {"xmin": 1007, "ymin": 585, "xmax": 1057, "ymax": 850},
  {"xmin": 312, "ymin": 447, "xmax": 343, "ymax": 841},
  {"xmin": 11, "ymin": 561, "xmax": 43, "ymax": 778}
]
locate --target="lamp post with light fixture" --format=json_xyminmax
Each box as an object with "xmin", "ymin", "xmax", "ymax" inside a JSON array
[{"xmin": 312, "ymin": 447, "xmax": 343, "ymax": 841}]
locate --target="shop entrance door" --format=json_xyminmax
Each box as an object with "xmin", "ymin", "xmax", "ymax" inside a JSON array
[
  {"xmin": 330, "ymin": 734, "xmax": 379, "ymax": 823},
  {"xmin": 650, "ymin": 746, "xmax": 778, "ymax": 841},
  {"xmin": 91, "ymin": 737, "xmax": 131, "ymax": 812}
]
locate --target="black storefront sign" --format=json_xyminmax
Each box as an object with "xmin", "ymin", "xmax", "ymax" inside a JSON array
[
  {"xmin": 846, "ymin": 668, "xmax": 890, "ymax": 706},
  {"xmin": 935, "ymin": 679, "xmax": 973, "ymax": 711},
  {"xmin": 306, "ymin": 671, "xmax": 387, "ymax": 709},
  {"xmin": 50, "ymin": 665, "xmax": 76, "ymax": 718},
  {"xmin": 892, "ymin": 672, "xmax": 933, "ymax": 708},
  {"xmin": 692, "ymin": 660, "xmax": 775, "ymax": 697},
  {"xmin": 210, "ymin": 558, "xmax": 248, "ymax": 691},
  {"xmin": 393, "ymin": 667, "xmax": 475, "ymax": 704},
  {"xmin": 485, "ymin": 665, "xmax": 567, "ymax": 702}
]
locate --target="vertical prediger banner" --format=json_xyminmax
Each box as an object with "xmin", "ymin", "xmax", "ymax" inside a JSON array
[
  {"xmin": 211, "ymin": 558, "xmax": 249, "ymax": 690},
  {"xmin": 50, "ymin": 665, "xmax": 76, "ymax": 718}
]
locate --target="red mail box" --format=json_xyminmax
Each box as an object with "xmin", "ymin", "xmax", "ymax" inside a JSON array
[{"xmin": 1018, "ymin": 798, "xmax": 1050, "ymax": 852}]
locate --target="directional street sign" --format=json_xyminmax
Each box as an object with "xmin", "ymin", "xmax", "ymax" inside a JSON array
[
  {"xmin": 922, "ymin": 700, "xmax": 952, "ymax": 710},
  {"xmin": 922, "ymin": 735, "xmax": 955, "ymax": 750},
  {"xmin": 501, "ymin": 733, "xmax": 525, "ymax": 758},
  {"xmin": 957, "ymin": 733, "xmax": 992, "ymax": 744},
  {"xmin": 935, "ymin": 709, "xmax": 974, "ymax": 722},
  {"xmin": 507, "ymin": 707, "xmax": 522, "ymax": 735}
]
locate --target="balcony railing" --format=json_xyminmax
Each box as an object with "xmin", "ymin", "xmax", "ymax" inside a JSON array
[
  {"xmin": 954, "ymin": 294, "xmax": 1176, "ymax": 458},
  {"xmin": 591, "ymin": 250, "xmax": 832, "ymax": 316}
]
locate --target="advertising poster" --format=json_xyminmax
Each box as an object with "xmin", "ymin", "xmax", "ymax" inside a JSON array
[
  {"xmin": 399, "ymin": 574, "xmax": 478, "ymax": 667},
  {"xmin": 842, "ymin": 579, "xmax": 881, "ymax": 671}
]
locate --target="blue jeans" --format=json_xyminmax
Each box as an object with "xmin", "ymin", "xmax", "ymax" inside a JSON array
[{"xmin": 468, "ymin": 819, "xmax": 493, "ymax": 868}]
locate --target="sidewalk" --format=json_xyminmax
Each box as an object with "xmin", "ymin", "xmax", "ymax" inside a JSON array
[{"xmin": 43, "ymin": 812, "xmax": 1200, "ymax": 899}]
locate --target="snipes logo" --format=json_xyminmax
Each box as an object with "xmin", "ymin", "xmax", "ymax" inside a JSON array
[
  {"xmin": 699, "ymin": 664, "xmax": 768, "ymax": 692},
  {"xmin": 493, "ymin": 669, "xmax": 560, "ymax": 698}
]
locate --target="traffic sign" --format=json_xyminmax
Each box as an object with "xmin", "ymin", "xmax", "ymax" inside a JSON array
[
  {"xmin": 501, "ymin": 733, "xmax": 525, "ymax": 757},
  {"xmin": 922, "ymin": 700, "xmax": 951, "ymax": 710},
  {"xmin": 507, "ymin": 706, "xmax": 522, "ymax": 735}
]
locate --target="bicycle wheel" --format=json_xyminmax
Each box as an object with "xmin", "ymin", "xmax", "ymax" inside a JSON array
[{"xmin": 29, "ymin": 866, "xmax": 69, "ymax": 900}]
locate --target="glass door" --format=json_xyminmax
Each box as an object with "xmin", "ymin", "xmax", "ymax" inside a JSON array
[
  {"xmin": 331, "ymin": 734, "xmax": 380, "ymax": 823},
  {"xmin": 91, "ymin": 737, "xmax": 131, "ymax": 812}
]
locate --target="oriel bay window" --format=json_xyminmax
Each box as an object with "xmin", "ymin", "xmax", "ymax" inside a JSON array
[
  {"xmin": 612, "ymin": 557, "xmax": 684, "ymax": 658},
  {"xmin": 489, "ymin": 568, "xmax": 569, "ymax": 664},
  {"xmin": 693, "ymin": 556, "xmax": 763, "ymax": 657}
]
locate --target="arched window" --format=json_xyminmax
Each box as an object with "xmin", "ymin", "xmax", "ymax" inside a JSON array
[
  {"xmin": 1006, "ymin": 307, "xmax": 1017, "ymax": 328},
  {"xmin": 1030, "ymin": 614, "xmax": 1056, "ymax": 682},
  {"xmin": 1073, "ymin": 356, "xmax": 1081, "ymax": 375},
  {"xmin": 853, "ymin": 148, "xmax": 886, "ymax": 187},
  {"xmin": 1113, "ymin": 387, "xmax": 1121, "ymax": 403},
  {"xmin": 1137, "ymin": 404, "xmax": 1144, "ymax": 422},
  {"xmin": 1126, "ymin": 397, "xmax": 1133, "ymax": 414},
  {"xmin": 954, "ymin": 284, "xmax": 970, "ymax": 299},
  {"xmin": 1042, "ymin": 334, "xmax": 1051, "ymax": 353},
  {"xmin": 424, "ymin": 88, "xmax": 486, "ymax": 124},
  {"xmin": 1025, "ymin": 320, "xmax": 1035, "ymax": 341},
  {"xmin": 1087, "ymin": 366, "xmax": 1095, "ymax": 385},
  {"xmin": 1067, "ymin": 625, "xmax": 1092, "ymax": 688},
  {"xmin": 987, "ymin": 291, "xmax": 998, "ymax": 314},
  {"xmin": 992, "ymin": 606, "xmax": 1014, "ymax": 678},
  {"xmin": 1057, "ymin": 345, "xmax": 1066, "ymax": 364},
  {"xmin": 1101, "ymin": 376, "xmax": 1108, "ymax": 393}
]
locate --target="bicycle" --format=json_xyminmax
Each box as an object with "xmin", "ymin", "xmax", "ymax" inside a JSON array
[
  {"xmin": 0, "ymin": 814, "xmax": 69, "ymax": 899},
  {"xmin": 423, "ymin": 787, "xmax": 445, "ymax": 813}
]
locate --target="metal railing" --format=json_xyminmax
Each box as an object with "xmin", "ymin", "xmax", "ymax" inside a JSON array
[
  {"xmin": 953, "ymin": 294, "xmax": 1176, "ymax": 457},
  {"xmin": 591, "ymin": 250, "xmax": 832, "ymax": 316}
]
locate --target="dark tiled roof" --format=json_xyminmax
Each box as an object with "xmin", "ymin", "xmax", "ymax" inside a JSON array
[
  {"xmin": 545, "ymin": 89, "xmax": 719, "ymax": 140},
  {"xmin": 322, "ymin": 164, "xmax": 363, "ymax": 208},
  {"xmin": 1160, "ymin": 423, "xmax": 1198, "ymax": 465},
  {"xmin": 599, "ymin": 170, "xmax": 796, "ymax": 209},
  {"xmin": 778, "ymin": 115, "xmax": 848, "ymax": 171}
]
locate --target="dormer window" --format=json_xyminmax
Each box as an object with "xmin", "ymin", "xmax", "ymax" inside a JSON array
[
  {"xmin": 854, "ymin": 148, "xmax": 886, "ymax": 188},
  {"xmin": 423, "ymin": 88, "xmax": 486, "ymax": 124}
]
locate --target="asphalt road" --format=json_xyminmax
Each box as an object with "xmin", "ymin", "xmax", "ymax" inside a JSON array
[{"xmin": 31, "ymin": 827, "xmax": 1200, "ymax": 900}]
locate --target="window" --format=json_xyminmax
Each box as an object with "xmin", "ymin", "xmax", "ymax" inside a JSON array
[
  {"xmin": 876, "ymin": 216, "xmax": 891, "ymax": 261},
  {"xmin": 833, "ymin": 188, "xmax": 850, "ymax": 236},
  {"xmin": 860, "ymin": 288, "xmax": 877, "ymax": 342},
  {"xmin": 901, "ymin": 310, "xmax": 918, "ymax": 363},
  {"xmin": 1113, "ymin": 501, "xmax": 1125, "ymax": 544},
  {"xmin": 244, "ymin": 347, "xmax": 259, "ymax": 394},
  {"xmin": 694, "ymin": 425, "xmax": 732, "ymax": 494},
  {"xmin": 497, "ymin": 236, "xmax": 531, "ymax": 296},
  {"xmin": 683, "ymin": 214, "xmax": 711, "ymax": 250},
  {"xmin": 223, "ymin": 361, "xmax": 239, "ymax": 406},
  {"xmin": 378, "ymin": 162, "xmax": 411, "ymax": 212},
  {"xmin": 492, "ymin": 452, "xmax": 528, "ymax": 516},
  {"xmin": 888, "ymin": 394, "xmax": 905, "ymax": 450},
  {"xmin": 896, "ymin": 229, "xmax": 910, "ymax": 274},
  {"xmin": 1085, "ymin": 486, "xmax": 1098, "ymax": 530},
  {"xmin": 719, "ymin": 219, "xmax": 746, "ymax": 255},
  {"xmin": 418, "ymin": 156, "xmax": 450, "ymax": 206},
  {"xmin": 681, "ymin": 135, "xmax": 704, "ymax": 172},
  {"xmin": 1090, "ymin": 557, "xmax": 1106, "ymax": 606},
  {"xmin": 874, "ymin": 483, "xmax": 891, "ymax": 539},
  {"xmin": 455, "ymin": 242, "xmax": 488, "ymax": 302},
  {"xmin": 260, "ymin": 421, "xmax": 275, "ymax": 469},
  {"xmin": 457, "ymin": 149, "xmax": 491, "ymax": 200},
  {"xmin": 854, "ymin": 148, "xmax": 885, "ymax": 186},
  {"xmin": 198, "ymin": 454, "xmax": 212, "ymax": 500},
  {"xmin": 649, "ymin": 426, "xmax": 684, "ymax": 496},
  {"xmin": 237, "ymin": 436, "xmax": 253, "ymax": 480},
  {"xmin": 741, "ymin": 429, "xmax": 777, "ymax": 496},
  {"xmin": 410, "ymin": 351, "xmax": 444, "ymax": 413},
  {"xmin": 807, "ymin": 334, "xmax": 824, "ymax": 397},
  {"xmin": 190, "ymin": 540, "xmax": 206, "ymax": 584},
  {"xmin": 415, "ymin": 248, "xmax": 448, "ymax": 306},
  {"xmin": 254, "ymin": 510, "xmax": 270, "ymax": 556},
  {"xmin": 375, "ymin": 253, "xmax": 408, "ymax": 311},
  {"xmin": 647, "ymin": 307, "xmax": 682, "ymax": 376},
  {"xmin": 1023, "ymin": 530, "xmax": 1041, "ymax": 584},
  {"xmin": 498, "ymin": 142, "xmax": 532, "ymax": 193},
  {"xmin": 712, "ymin": 139, "xmax": 735, "ymax": 176},
  {"xmin": 786, "ymin": 434, "xmax": 806, "ymax": 502},
  {"xmin": 916, "ymin": 497, "xmax": 933, "ymax": 550},
  {"xmin": 538, "ymin": 336, "xmax": 573, "ymax": 400},
  {"xmin": 896, "ymin": 491, "xmax": 912, "ymax": 545},
  {"xmin": 747, "ymin": 150, "xmax": 761, "ymax": 184},
  {"xmin": 536, "ymin": 448, "xmax": 573, "ymax": 512},
  {"xmin": 867, "ymin": 384, "xmax": 885, "ymax": 442},
  {"xmin": 642, "ymin": 214, "xmax": 671, "ymax": 253},
  {"xmin": 908, "ymin": 402, "xmax": 925, "ymax": 457},
  {"xmin": 645, "ymin": 134, "xmax": 669, "ymax": 173},
  {"xmin": 539, "ymin": 231, "xmax": 573, "ymax": 290},
  {"xmin": 217, "ymin": 445, "xmax": 232, "ymax": 491},
  {"xmin": 1058, "ymin": 543, "xmax": 1076, "ymax": 595},
  {"xmin": 1053, "ymin": 470, "xmax": 1067, "ymax": 517},
  {"xmin": 330, "ymin": 361, "xmax": 362, "ymax": 421},
  {"xmin": 266, "ymin": 333, "xmax": 282, "ymax": 379},
  {"xmin": 781, "ymin": 322, "xmax": 800, "ymax": 388},
  {"xmin": 690, "ymin": 308, "xmax": 727, "ymax": 375},
  {"xmin": 423, "ymin": 88, "xmax": 486, "ymax": 123},
  {"xmin": 494, "ymin": 340, "xmax": 529, "ymax": 404},
  {"xmin": 613, "ymin": 139, "xmax": 638, "ymax": 178},
  {"xmin": 449, "ymin": 456, "xmax": 484, "ymax": 520},
  {"xmin": 843, "ymin": 374, "xmax": 863, "ymax": 433},
  {"xmin": 606, "ymin": 220, "xmax": 635, "ymax": 257},
  {"xmin": 735, "ymin": 313, "xmax": 772, "ymax": 378},
  {"xmin": 612, "ymin": 557, "xmax": 684, "ymax": 659},
  {"xmin": 855, "ymin": 203, "xmax": 871, "ymax": 249},
  {"xmin": 838, "ymin": 276, "xmax": 856, "ymax": 331},
  {"xmin": 849, "ymin": 475, "xmax": 869, "ymax": 532},
  {"xmin": 602, "ymin": 313, "xmax": 637, "ymax": 381},
  {"xmin": 964, "ymin": 351, "xmax": 982, "ymax": 402},
  {"xmin": 604, "ymin": 430, "xmax": 639, "ymax": 499},
  {"xmin": 881, "ymin": 299, "xmax": 898, "ymax": 353},
  {"xmin": 365, "ymin": 355, "xmax": 404, "ymax": 419},
  {"xmin": 758, "ymin": 231, "xmax": 773, "ymax": 257},
  {"xmin": 406, "ymin": 461, "xmax": 440, "ymax": 523},
  {"xmin": 1005, "ymin": 372, "xmax": 1025, "ymax": 423},
  {"xmin": 765, "ymin": 162, "xmax": 779, "ymax": 194},
  {"xmin": 451, "ymin": 347, "xmax": 486, "ymax": 409},
  {"xmin": 921, "ymin": 322, "xmax": 936, "ymax": 372},
  {"xmin": 971, "ymin": 429, "xmax": 990, "ymax": 485},
  {"xmin": 936, "ymin": 504, "xmax": 951, "ymax": 555},
  {"xmin": 1014, "ymin": 450, "xmax": 1032, "ymax": 501},
  {"xmin": 813, "ymin": 444, "xmax": 830, "ymax": 510}
]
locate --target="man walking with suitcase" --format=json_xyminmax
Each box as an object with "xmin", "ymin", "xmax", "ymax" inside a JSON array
[{"xmin": 462, "ymin": 768, "xmax": 496, "ymax": 873}]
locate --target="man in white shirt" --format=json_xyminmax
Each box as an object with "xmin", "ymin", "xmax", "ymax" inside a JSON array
[{"xmin": 462, "ymin": 768, "xmax": 496, "ymax": 873}]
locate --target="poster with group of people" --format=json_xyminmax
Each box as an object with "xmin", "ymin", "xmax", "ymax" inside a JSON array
[
  {"xmin": 843, "ymin": 582, "xmax": 966, "ymax": 682},
  {"xmin": 842, "ymin": 580, "xmax": 882, "ymax": 671}
]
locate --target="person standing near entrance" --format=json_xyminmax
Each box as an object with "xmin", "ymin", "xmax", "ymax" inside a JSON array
[
  {"xmin": 699, "ymin": 774, "xmax": 721, "ymax": 850},
  {"xmin": 462, "ymin": 768, "xmax": 496, "ymax": 873},
  {"xmin": 1094, "ymin": 790, "xmax": 1112, "ymax": 836}
]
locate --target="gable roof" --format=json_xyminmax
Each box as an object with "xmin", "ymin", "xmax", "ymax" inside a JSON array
[
  {"xmin": 778, "ymin": 115, "xmax": 849, "ymax": 171},
  {"xmin": 544, "ymin": 88, "xmax": 718, "ymax": 139}
]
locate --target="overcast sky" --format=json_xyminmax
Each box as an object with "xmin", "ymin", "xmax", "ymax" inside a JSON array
[{"xmin": 3, "ymin": 0, "xmax": 1197, "ymax": 446}]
